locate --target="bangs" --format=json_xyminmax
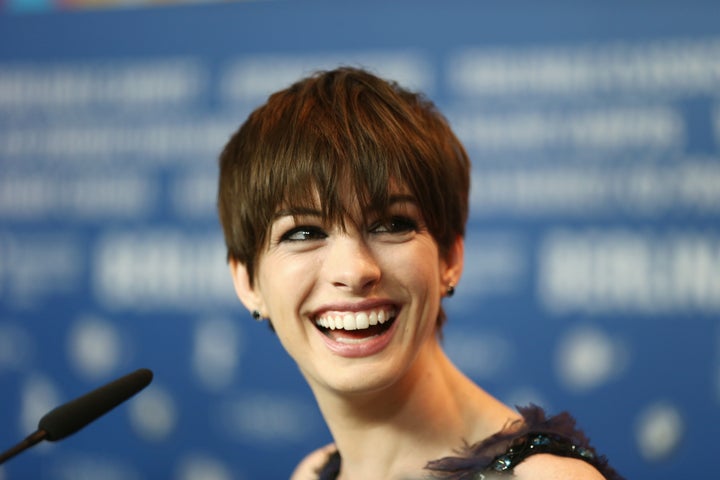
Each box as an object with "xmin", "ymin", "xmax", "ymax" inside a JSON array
[{"xmin": 257, "ymin": 81, "xmax": 433, "ymax": 231}]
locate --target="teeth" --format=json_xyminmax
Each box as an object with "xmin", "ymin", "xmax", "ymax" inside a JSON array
[
  {"xmin": 343, "ymin": 314, "xmax": 356, "ymax": 331},
  {"xmin": 356, "ymin": 312, "xmax": 369, "ymax": 329},
  {"xmin": 316, "ymin": 308, "xmax": 395, "ymax": 331}
]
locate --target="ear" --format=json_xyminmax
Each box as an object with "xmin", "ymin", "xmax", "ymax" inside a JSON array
[
  {"xmin": 229, "ymin": 259, "xmax": 264, "ymax": 314},
  {"xmin": 441, "ymin": 235, "xmax": 464, "ymax": 289}
]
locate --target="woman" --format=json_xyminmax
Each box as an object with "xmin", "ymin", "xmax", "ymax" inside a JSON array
[{"xmin": 218, "ymin": 67, "xmax": 623, "ymax": 480}]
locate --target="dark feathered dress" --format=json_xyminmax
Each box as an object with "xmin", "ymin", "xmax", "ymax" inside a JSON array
[{"xmin": 317, "ymin": 405, "xmax": 625, "ymax": 480}]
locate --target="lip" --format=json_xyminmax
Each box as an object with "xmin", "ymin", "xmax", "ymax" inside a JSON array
[{"xmin": 309, "ymin": 299, "xmax": 399, "ymax": 358}]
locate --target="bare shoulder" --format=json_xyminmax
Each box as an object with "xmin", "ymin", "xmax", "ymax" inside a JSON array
[
  {"xmin": 513, "ymin": 453, "xmax": 607, "ymax": 480},
  {"xmin": 290, "ymin": 443, "xmax": 336, "ymax": 480}
]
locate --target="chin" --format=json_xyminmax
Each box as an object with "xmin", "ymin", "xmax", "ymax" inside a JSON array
[{"xmin": 309, "ymin": 353, "xmax": 417, "ymax": 397}]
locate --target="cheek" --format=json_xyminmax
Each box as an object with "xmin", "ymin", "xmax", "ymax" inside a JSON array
[
  {"xmin": 380, "ymin": 240, "xmax": 443, "ymax": 292},
  {"xmin": 256, "ymin": 253, "xmax": 317, "ymax": 315}
]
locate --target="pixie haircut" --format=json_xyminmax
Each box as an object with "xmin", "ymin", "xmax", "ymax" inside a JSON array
[{"xmin": 218, "ymin": 67, "xmax": 470, "ymax": 326}]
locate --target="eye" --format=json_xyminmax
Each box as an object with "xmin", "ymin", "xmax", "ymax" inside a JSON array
[
  {"xmin": 370, "ymin": 216, "xmax": 419, "ymax": 235},
  {"xmin": 280, "ymin": 226, "xmax": 327, "ymax": 242}
]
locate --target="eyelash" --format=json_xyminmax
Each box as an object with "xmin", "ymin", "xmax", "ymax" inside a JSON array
[
  {"xmin": 279, "ymin": 226, "xmax": 327, "ymax": 242},
  {"xmin": 277, "ymin": 216, "xmax": 420, "ymax": 243},
  {"xmin": 370, "ymin": 216, "xmax": 419, "ymax": 234}
]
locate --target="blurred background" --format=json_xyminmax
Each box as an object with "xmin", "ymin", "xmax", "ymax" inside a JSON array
[{"xmin": 1, "ymin": 0, "xmax": 718, "ymax": 478}]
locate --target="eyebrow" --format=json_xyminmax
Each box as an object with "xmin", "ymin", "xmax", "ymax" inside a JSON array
[
  {"xmin": 387, "ymin": 194, "xmax": 416, "ymax": 205},
  {"xmin": 271, "ymin": 194, "xmax": 418, "ymax": 220},
  {"xmin": 272, "ymin": 206, "xmax": 322, "ymax": 220}
]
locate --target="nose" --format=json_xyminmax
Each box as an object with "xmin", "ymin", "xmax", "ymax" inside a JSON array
[{"xmin": 323, "ymin": 234, "xmax": 381, "ymax": 293}]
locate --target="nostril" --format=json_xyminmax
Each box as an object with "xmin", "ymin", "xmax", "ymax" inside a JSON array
[
  {"xmin": 325, "ymin": 241, "xmax": 382, "ymax": 291},
  {"xmin": 331, "ymin": 267, "xmax": 381, "ymax": 291}
]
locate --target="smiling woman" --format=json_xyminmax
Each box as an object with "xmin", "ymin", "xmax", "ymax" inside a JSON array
[{"xmin": 216, "ymin": 67, "xmax": 624, "ymax": 480}]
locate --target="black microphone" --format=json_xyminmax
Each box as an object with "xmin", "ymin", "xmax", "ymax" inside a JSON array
[{"xmin": 0, "ymin": 368, "xmax": 153, "ymax": 465}]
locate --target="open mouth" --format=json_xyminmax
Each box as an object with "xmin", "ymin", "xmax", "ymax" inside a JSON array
[{"xmin": 314, "ymin": 308, "xmax": 397, "ymax": 343}]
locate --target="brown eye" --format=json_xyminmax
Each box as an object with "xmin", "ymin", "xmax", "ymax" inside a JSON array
[
  {"xmin": 370, "ymin": 216, "xmax": 418, "ymax": 235},
  {"xmin": 280, "ymin": 226, "xmax": 327, "ymax": 242}
]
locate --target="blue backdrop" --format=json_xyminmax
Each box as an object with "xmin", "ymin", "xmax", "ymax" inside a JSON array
[{"xmin": 1, "ymin": 1, "xmax": 719, "ymax": 478}]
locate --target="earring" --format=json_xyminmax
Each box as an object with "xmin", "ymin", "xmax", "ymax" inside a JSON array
[
  {"xmin": 251, "ymin": 310, "xmax": 263, "ymax": 321},
  {"xmin": 446, "ymin": 285, "xmax": 455, "ymax": 297}
]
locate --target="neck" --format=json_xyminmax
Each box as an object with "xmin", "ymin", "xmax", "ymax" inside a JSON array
[{"xmin": 308, "ymin": 339, "xmax": 517, "ymax": 480}]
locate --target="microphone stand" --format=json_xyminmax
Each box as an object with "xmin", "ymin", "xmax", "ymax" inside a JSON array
[{"xmin": 0, "ymin": 430, "xmax": 48, "ymax": 465}]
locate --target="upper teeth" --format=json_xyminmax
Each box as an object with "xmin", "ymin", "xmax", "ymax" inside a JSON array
[{"xmin": 315, "ymin": 308, "xmax": 395, "ymax": 331}]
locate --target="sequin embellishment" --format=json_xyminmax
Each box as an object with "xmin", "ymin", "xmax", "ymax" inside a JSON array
[{"xmin": 487, "ymin": 432, "xmax": 597, "ymax": 474}]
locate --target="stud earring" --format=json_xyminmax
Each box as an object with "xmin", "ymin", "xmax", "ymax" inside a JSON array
[
  {"xmin": 251, "ymin": 310, "xmax": 263, "ymax": 321},
  {"xmin": 446, "ymin": 285, "xmax": 455, "ymax": 297}
]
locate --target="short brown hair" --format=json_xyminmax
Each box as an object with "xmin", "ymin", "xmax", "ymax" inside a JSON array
[{"xmin": 218, "ymin": 67, "xmax": 470, "ymax": 324}]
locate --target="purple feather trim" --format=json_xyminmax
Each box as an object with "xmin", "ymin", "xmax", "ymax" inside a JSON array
[{"xmin": 424, "ymin": 404, "xmax": 625, "ymax": 479}]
